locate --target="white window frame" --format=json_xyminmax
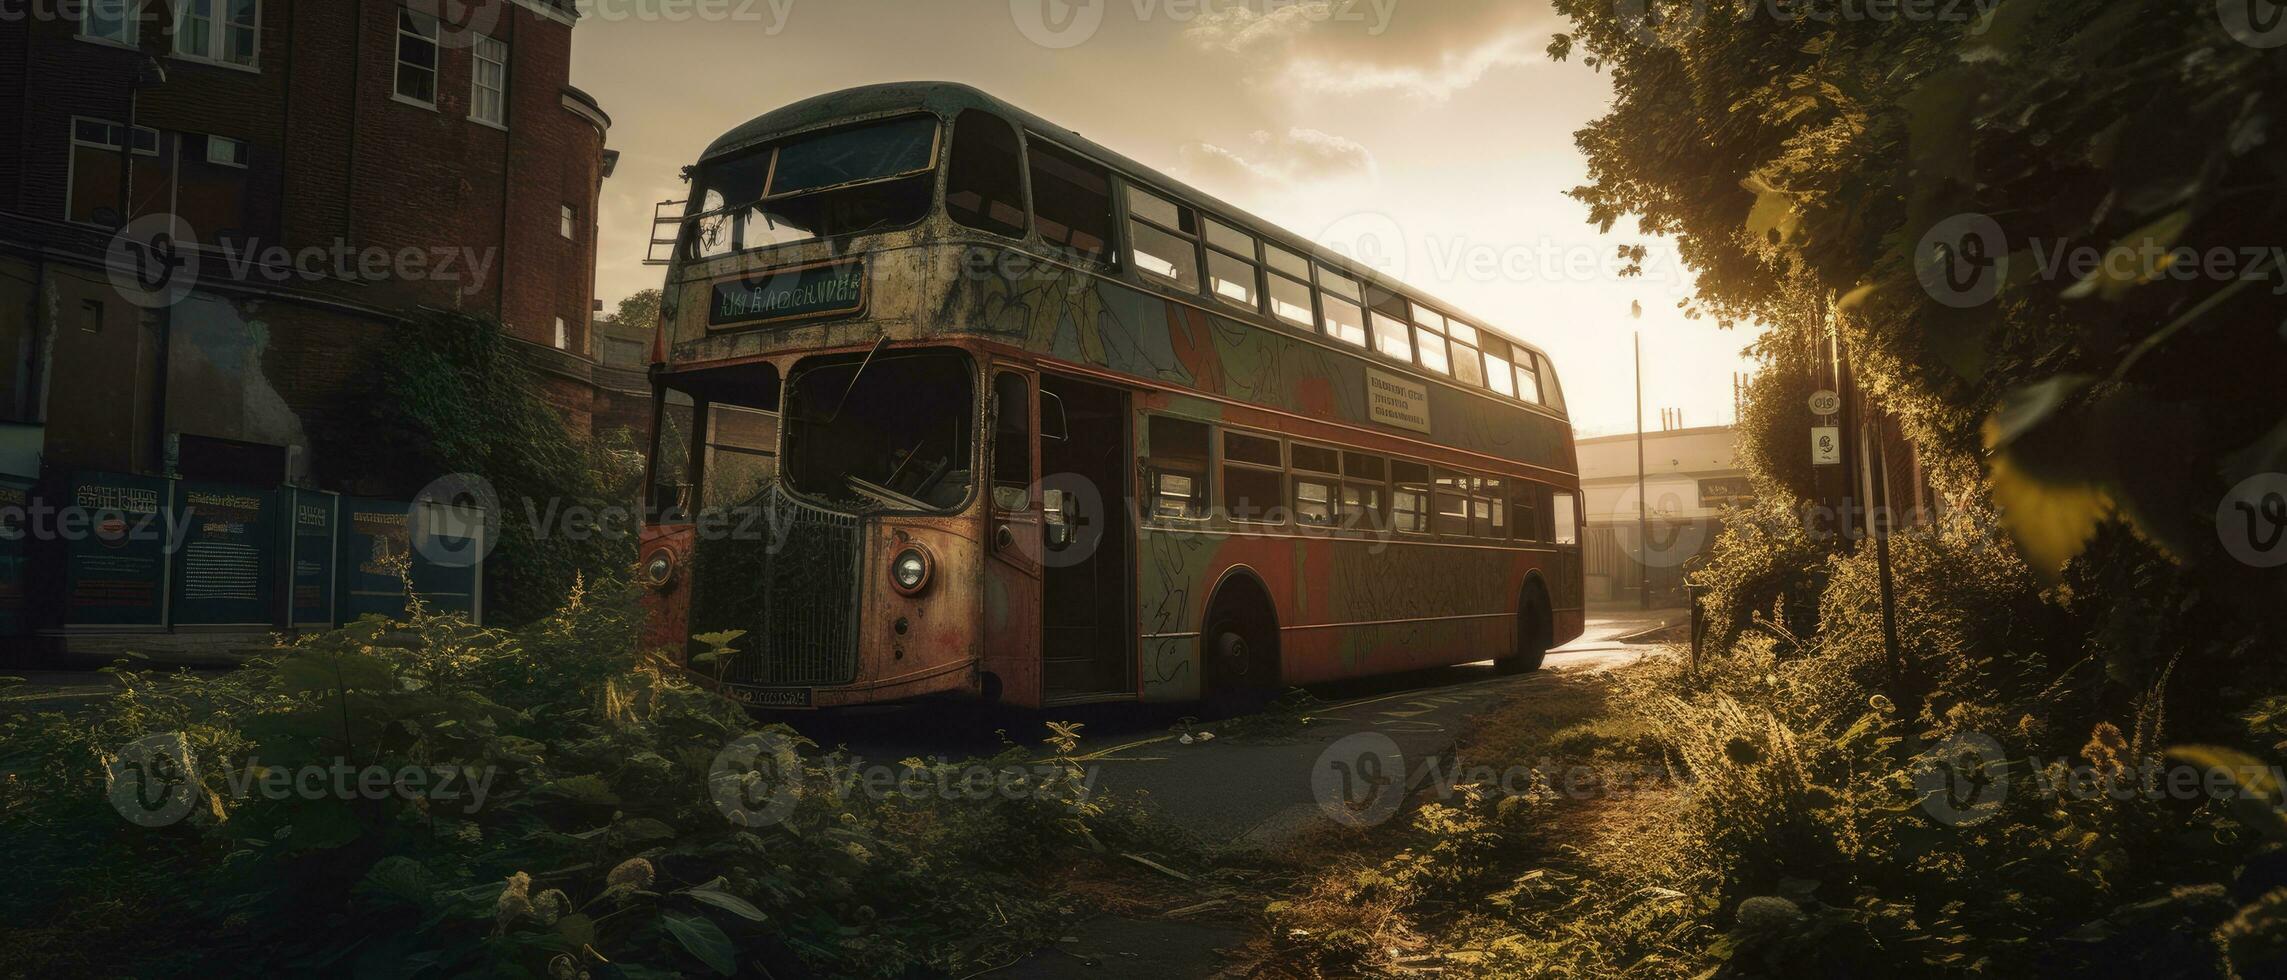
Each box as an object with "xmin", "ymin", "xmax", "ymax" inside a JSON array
[
  {"xmin": 470, "ymin": 35, "xmax": 508, "ymax": 129},
  {"xmin": 393, "ymin": 10, "xmax": 439, "ymax": 109},
  {"xmin": 553, "ymin": 317, "xmax": 569, "ymax": 350},
  {"xmin": 560, "ymin": 204, "xmax": 576, "ymax": 240},
  {"xmin": 204, "ymin": 134, "xmax": 249, "ymax": 168},
  {"xmin": 66, "ymin": 117, "xmax": 163, "ymax": 228},
  {"xmin": 78, "ymin": 0, "xmax": 139, "ymax": 48},
  {"xmin": 172, "ymin": 0, "xmax": 260, "ymax": 70}
]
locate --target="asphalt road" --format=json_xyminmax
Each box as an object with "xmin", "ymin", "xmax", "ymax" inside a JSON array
[{"xmin": 779, "ymin": 608, "xmax": 1685, "ymax": 852}]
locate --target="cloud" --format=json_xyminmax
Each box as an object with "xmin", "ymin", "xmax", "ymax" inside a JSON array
[
  {"xmin": 1179, "ymin": 128, "xmax": 1380, "ymax": 190},
  {"xmin": 1182, "ymin": 0, "xmax": 1552, "ymax": 100}
]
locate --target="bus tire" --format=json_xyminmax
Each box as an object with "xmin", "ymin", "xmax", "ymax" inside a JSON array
[
  {"xmin": 1202, "ymin": 580, "xmax": 1279, "ymax": 715},
  {"xmin": 1498, "ymin": 586, "xmax": 1552, "ymax": 675}
]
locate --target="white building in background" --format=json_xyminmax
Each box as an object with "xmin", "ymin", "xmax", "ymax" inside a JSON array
[{"xmin": 1575, "ymin": 425, "xmax": 1749, "ymax": 606}]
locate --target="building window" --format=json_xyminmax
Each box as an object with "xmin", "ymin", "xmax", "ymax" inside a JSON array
[
  {"xmin": 946, "ymin": 110, "xmax": 1026, "ymax": 238},
  {"xmin": 179, "ymin": 134, "xmax": 250, "ymax": 241},
  {"xmin": 553, "ymin": 317, "xmax": 569, "ymax": 350},
  {"xmin": 1127, "ymin": 186, "xmax": 1201, "ymax": 292},
  {"xmin": 67, "ymin": 118, "xmax": 163, "ymax": 227},
  {"xmin": 395, "ymin": 10, "xmax": 438, "ymax": 106},
  {"xmin": 82, "ymin": 0, "xmax": 138, "ymax": 44},
  {"xmin": 471, "ymin": 35, "xmax": 508, "ymax": 127},
  {"xmin": 176, "ymin": 0, "xmax": 258, "ymax": 67},
  {"xmin": 561, "ymin": 204, "xmax": 577, "ymax": 239}
]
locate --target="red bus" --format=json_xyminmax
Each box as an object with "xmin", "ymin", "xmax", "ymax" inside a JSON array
[{"xmin": 636, "ymin": 83, "xmax": 1585, "ymax": 710}]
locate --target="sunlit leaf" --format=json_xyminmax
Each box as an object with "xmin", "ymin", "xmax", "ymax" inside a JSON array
[{"xmin": 2060, "ymin": 209, "xmax": 2193, "ymax": 302}]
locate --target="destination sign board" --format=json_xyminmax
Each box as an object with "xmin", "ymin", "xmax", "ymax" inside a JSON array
[
  {"xmin": 1366, "ymin": 369, "xmax": 1433, "ymax": 434},
  {"xmin": 709, "ymin": 260, "xmax": 867, "ymax": 328}
]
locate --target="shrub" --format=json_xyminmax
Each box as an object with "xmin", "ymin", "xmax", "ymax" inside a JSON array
[{"xmin": 0, "ymin": 585, "xmax": 1137, "ymax": 977}]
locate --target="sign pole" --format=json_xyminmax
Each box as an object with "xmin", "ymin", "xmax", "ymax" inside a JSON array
[{"xmin": 1635, "ymin": 332, "xmax": 1650, "ymax": 611}]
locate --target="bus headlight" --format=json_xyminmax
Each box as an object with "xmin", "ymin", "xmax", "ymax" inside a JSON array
[
  {"xmin": 641, "ymin": 550, "xmax": 676, "ymax": 590},
  {"xmin": 890, "ymin": 547, "xmax": 932, "ymax": 595}
]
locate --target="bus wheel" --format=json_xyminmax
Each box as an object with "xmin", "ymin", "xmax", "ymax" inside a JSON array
[
  {"xmin": 1498, "ymin": 590, "xmax": 1551, "ymax": 675},
  {"xmin": 1202, "ymin": 593, "xmax": 1277, "ymax": 716}
]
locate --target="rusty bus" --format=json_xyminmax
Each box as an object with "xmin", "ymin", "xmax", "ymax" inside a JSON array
[{"xmin": 635, "ymin": 82, "xmax": 1585, "ymax": 710}]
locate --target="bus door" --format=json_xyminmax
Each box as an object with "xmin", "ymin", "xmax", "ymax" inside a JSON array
[
  {"xmin": 1036, "ymin": 374, "xmax": 1136, "ymax": 701},
  {"xmin": 980, "ymin": 367, "xmax": 1044, "ymax": 707}
]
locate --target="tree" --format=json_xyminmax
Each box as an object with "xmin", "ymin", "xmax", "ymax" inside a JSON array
[
  {"xmin": 1548, "ymin": 0, "xmax": 2287, "ymax": 594},
  {"xmin": 611, "ymin": 289, "xmax": 663, "ymax": 334}
]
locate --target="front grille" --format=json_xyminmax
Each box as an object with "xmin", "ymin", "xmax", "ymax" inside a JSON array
[{"xmin": 688, "ymin": 484, "xmax": 863, "ymax": 686}]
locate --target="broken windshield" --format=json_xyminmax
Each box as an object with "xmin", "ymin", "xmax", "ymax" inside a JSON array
[
  {"xmin": 783, "ymin": 350, "xmax": 975, "ymax": 513},
  {"xmin": 685, "ymin": 116, "xmax": 939, "ymax": 258}
]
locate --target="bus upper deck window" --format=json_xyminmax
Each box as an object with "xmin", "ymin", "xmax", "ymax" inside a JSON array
[
  {"xmin": 1371, "ymin": 313, "xmax": 1413, "ymax": 363},
  {"xmin": 1204, "ymin": 218, "xmax": 1259, "ymax": 309},
  {"xmin": 947, "ymin": 111, "xmax": 1026, "ymax": 238},
  {"xmin": 1264, "ymin": 245, "xmax": 1313, "ymax": 326},
  {"xmin": 1515, "ymin": 354, "xmax": 1544, "ymax": 405},
  {"xmin": 1128, "ymin": 186, "xmax": 1201, "ymax": 291},
  {"xmin": 1483, "ymin": 336, "xmax": 1517, "ymax": 398},
  {"xmin": 1448, "ymin": 319, "xmax": 1485, "ymax": 387},
  {"xmin": 1413, "ymin": 307, "xmax": 1451, "ymax": 374},
  {"xmin": 1028, "ymin": 140, "xmax": 1115, "ymax": 262},
  {"xmin": 1146, "ymin": 416, "xmax": 1209, "ymax": 520},
  {"xmin": 1317, "ymin": 269, "xmax": 1367, "ymax": 347}
]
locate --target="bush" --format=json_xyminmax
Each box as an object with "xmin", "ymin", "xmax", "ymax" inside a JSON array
[
  {"xmin": 0, "ymin": 585, "xmax": 1141, "ymax": 978},
  {"xmin": 321, "ymin": 311, "xmax": 639, "ymax": 624}
]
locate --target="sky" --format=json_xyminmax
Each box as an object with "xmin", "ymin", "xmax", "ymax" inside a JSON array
[{"xmin": 569, "ymin": 0, "xmax": 1764, "ymax": 437}]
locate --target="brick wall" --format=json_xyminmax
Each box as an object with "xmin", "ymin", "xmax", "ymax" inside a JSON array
[{"xmin": 0, "ymin": 0, "xmax": 619, "ymax": 487}]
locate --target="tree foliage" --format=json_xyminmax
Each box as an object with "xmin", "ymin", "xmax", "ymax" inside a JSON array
[
  {"xmin": 321, "ymin": 311, "xmax": 638, "ymax": 624},
  {"xmin": 1550, "ymin": 0, "xmax": 2287, "ymax": 588}
]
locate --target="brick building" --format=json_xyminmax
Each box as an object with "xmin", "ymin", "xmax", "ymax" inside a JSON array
[{"xmin": 0, "ymin": 0, "xmax": 645, "ymax": 651}]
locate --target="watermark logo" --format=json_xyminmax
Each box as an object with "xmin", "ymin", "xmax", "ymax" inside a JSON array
[
  {"xmin": 1317, "ymin": 211, "xmax": 1409, "ymax": 283},
  {"xmin": 105, "ymin": 214, "xmax": 202, "ymax": 310},
  {"xmin": 1312, "ymin": 731, "xmax": 1407, "ymax": 828},
  {"xmin": 106, "ymin": 733, "xmax": 496, "ymax": 826},
  {"xmin": 1010, "ymin": 0, "xmax": 1106, "ymax": 48},
  {"xmin": 709, "ymin": 731, "xmax": 802, "ymax": 828},
  {"xmin": 2219, "ymin": 473, "xmax": 2287, "ymax": 568},
  {"xmin": 1610, "ymin": 483, "xmax": 1712, "ymax": 569},
  {"xmin": 107, "ymin": 732, "xmax": 200, "ymax": 828},
  {"xmin": 412, "ymin": 472, "xmax": 502, "ymax": 567},
  {"xmin": 1917, "ymin": 212, "xmax": 2008, "ymax": 309},
  {"xmin": 2219, "ymin": 0, "xmax": 2287, "ymax": 47},
  {"xmin": 1914, "ymin": 731, "xmax": 2009, "ymax": 827},
  {"xmin": 430, "ymin": 0, "xmax": 506, "ymax": 50}
]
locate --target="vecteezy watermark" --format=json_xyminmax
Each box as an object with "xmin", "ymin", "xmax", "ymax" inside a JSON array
[
  {"xmin": 1916, "ymin": 211, "xmax": 2287, "ymax": 307},
  {"xmin": 1008, "ymin": 0, "xmax": 1397, "ymax": 49},
  {"xmin": 1915, "ymin": 731, "xmax": 2287, "ymax": 828},
  {"xmin": 1618, "ymin": 0, "xmax": 1996, "ymax": 48},
  {"xmin": 1608, "ymin": 484, "xmax": 1713, "ymax": 570},
  {"xmin": 106, "ymin": 732, "xmax": 498, "ymax": 827},
  {"xmin": 707, "ymin": 730, "xmax": 1103, "ymax": 828},
  {"xmin": 106, "ymin": 214, "xmax": 202, "ymax": 310},
  {"xmin": 2218, "ymin": 0, "xmax": 2287, "ymax": 48},
  {"xmin": 570, "ymin": 0, "xmax": 797, "ymax": 31},
  {"xmin": 2219, "ymin": 472, "xmax": 2287, "ymax": 569},
  {"xmin": 1311, "ymin": 732, "xmax": 1679, "ymax": 829},
  {"xmin": 107, "ymin": 213, "xmax": 502, "ymax": 307}
]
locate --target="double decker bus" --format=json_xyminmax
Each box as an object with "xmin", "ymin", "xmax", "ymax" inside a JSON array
[{"xmin": 636, "ymin": 83, "xmax": 1585, "ymax": 710}]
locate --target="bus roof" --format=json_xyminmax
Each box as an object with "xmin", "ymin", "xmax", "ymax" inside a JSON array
[{"xmin": 700, "ymin": 81, "xmax": 1556, "ymax": 369}]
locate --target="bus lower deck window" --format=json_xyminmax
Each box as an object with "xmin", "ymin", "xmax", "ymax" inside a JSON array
[
  {"xmin": 1341, "ymin": 483, "xmax": 1385, "ymax": 530},
  {"xmin": 1294, "ymin": 477, "xmax": 1336, "ymax": 526},
  {"xmin": 1146, "ymin": 416, "xmax": 1210, "ymax": 520}
]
